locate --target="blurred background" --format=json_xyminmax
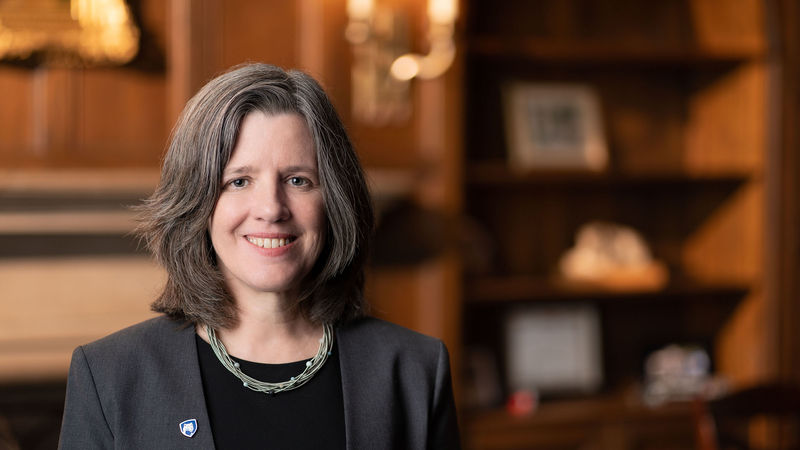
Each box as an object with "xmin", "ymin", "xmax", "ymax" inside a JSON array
[{"xmin": 0, "ymin": 0, "xmax": 799, "ymax": 448}]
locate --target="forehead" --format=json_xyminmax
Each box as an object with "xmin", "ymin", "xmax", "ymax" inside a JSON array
[{"xmin": 226, "ymin": 111, "xmax": 316, "ymax": 167}]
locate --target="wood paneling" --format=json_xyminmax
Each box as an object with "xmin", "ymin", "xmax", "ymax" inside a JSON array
[
  {"xmin": 221, "ymin": 0, "xmax": 298, "ymax": 70},
  {"xmin": 0, "ymin": 68, "xmax": 34, "ymax": 160},
  {"xmin": 0, "ymin": 0, "xmax": 169, "ymax": 168},
  {"xmin": 75, "ymin": 69, "xmax": 167, "ymax": 166},
  {"xmin": 769, "ymin": 0, "xmax": 800, "ymax": 383}
]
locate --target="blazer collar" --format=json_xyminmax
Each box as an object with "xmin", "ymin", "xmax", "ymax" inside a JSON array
[
  {"xmin": 171, "ymin": 321, "xmax": 216, "ymax": 448},
  {"xmin": 337, "ymin": 320, "xmax": 392, "ymax": 450}
]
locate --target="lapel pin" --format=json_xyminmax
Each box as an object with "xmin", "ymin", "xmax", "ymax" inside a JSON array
[{"xmin": 179, "ymin": 419, "xmax": 198, "ymax": 438}]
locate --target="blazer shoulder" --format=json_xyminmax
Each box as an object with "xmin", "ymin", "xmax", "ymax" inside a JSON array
[{"xmin": 338, "ymin": 316, "xmax": 446, "ymax": 359}]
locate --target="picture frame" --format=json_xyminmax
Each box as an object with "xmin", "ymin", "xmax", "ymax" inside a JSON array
[
  {"xmin": 503, "ymin": 82, "xmax": 608, "ymax": 171},
  {"xmin": 505, "ymin": 304, "xmax": 603, "ymax": 395}
]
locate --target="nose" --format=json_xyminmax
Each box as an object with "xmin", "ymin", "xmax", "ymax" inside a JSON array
[{"xmin": 253, "ymin": 181, "xmax": 290, "ymax": 223}]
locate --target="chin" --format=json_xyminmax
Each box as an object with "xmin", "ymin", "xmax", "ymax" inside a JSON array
[
  {"xmin": 246, "ymin": 274, "xmax": 306, "ymax": 295},
  {"xmin": 221, "ymin": 262, "xmax": 315, "ymax": 298}
]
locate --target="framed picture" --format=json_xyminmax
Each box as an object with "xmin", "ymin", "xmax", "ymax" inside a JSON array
[
  {"xmin": 503, "ymin": 82, "xmax": 608, "ymax": 171},
  {"xmin": 505, "ymin": 304, "xmax": 603, "ymax": 395}
]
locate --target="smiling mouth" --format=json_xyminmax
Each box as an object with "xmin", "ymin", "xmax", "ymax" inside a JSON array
[{"xmin": 246, "ymin": 236, "xmax": 296, "ymax": 249}]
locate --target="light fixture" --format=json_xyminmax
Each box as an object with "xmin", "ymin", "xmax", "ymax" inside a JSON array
[
  {"xmin": 0, "ymin": 0, "xmax": 139, "ymax": 66},
  {"xmin": 346, "ymin": 0, "xmax": 458, "ymax": 124}
]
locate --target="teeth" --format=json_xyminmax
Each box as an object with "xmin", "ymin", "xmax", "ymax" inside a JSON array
[{"xmin": 247, "ymin": 237, "xmax": 291, "ymax": 249}]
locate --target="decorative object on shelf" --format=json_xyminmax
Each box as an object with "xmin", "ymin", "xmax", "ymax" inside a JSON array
[
  {"xmin": 0, "ymin": 0, "xmax": 140, "ymax": 66},
  {"xmin": 558, "ymin": 221, "xmax": 669, "ymax": 291},
  {"xmin": 503, "ymin": 82, "xmax": 608, "ymax": 172},
  {"xmin": 642, "ymin": 344, "xmax": 728, "ymax": 407},
  {"xmin": 505, "ymin": 389, "xmax": 538, "ymax": 416},
  {"xmin": 345, "ymin": 0, "xmax": 458, "ymax": 124},
  {"xmin": 505, "ymin": 304, "xmax": 603, "ymax": 395}
]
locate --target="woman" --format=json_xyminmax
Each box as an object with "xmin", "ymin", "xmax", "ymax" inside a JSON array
[{"xmin": 58, "ymin": 63, "xmax": 460, "ymax": 449}]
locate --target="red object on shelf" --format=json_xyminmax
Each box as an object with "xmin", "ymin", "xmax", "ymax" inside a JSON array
[{"xmin": 506, "ymin": 389, "xmax": 538, "ymax": 416}]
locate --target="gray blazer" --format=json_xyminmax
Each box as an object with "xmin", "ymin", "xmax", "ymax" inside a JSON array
[{"xmin": 58, "ymin": 316, "xmax": 460, "ymax": 449}]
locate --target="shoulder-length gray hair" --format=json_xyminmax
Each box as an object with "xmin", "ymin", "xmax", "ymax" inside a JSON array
[{"xmin": 137, "ymin": 63, "xmax": 373, "ymax": 329}]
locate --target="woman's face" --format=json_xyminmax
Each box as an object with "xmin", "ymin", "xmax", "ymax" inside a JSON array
[{"xmin": 209, "ymin": 111, "xmax": 326, "ymax": 299}]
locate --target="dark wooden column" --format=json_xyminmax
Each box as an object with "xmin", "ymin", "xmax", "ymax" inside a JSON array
[{"xmin": 767, "ymin": 0, "xmax": 800, "ymax": 381}]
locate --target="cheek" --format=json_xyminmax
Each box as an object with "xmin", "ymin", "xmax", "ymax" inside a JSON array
[
  {"xmin": 305, "ymin": 199, "xmax": 327, "ymax": 252},
  {"xmin": 208, "ymin": 198, "xmax": 238, "ymax": 246},
  {"xmin": 311, "ymin": 200, "xmax": 327, "ymax": 238},
  {"xmin": 314, "ymin": 215, "xmax": 327, "ymax": 254}
]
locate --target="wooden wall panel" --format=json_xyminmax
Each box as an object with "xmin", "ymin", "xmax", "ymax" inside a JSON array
[
  {"xmin": 75, "ymin": 70, "xmax": 168, "ymax": 166},
  {"xmin": 365, "ymin": 267, "xmax": 422, "ymax": 331},
  {"xmin": 220, "ymin": 0, "xmax": 299, "ymax": 70},
  {"xmin": 772, "ymin": 0, "xmax": 800, "ymax": 383},
  {"xmin": 300, "ymin": 0, "xmax": 351, "ymax": 108},
  {"xmin": 0, "ymin": 0, "xmax": 170, "ymax": 168},
  {"xmin": 0, "ymin": 68, "xmax": 34, "ymax": 162},
  {"xmin": 167, "ymin": 0, "xmax": 302, "ymax": 119},
  {"xmin": 21, "ymin": 69, "xmax": 80, "ymax": 166}
]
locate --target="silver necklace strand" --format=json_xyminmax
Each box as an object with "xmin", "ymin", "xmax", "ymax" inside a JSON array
[{"xmin": 206, "ymin": 323, "xmax": 333, "ymax": 395}]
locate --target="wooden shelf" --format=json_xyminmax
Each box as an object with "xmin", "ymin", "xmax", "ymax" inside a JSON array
[
  {"xmin": 467, "ymin": 396, "xmax": 694, "ymax": 430},
  {"xmin": 465, "ymin": 275, "xmax": 751, "ymax": 304},
  {"xmin": 0, "ymin": 169, "xmax": 159, "ymax": 198},
  {"xmin": 465, "ymin": 397, "xmax": 695, "ymax": 450},
  {"xmin": 467, "ymin": 37, "xmax": 766, "ymax": 65},
  {"xmin": 466, "ymin": 161, "xmax": 754, "ymax": 188},
  {"xmin": 0, "ymin": 210, "xmax": 139, "ymax": 235}
]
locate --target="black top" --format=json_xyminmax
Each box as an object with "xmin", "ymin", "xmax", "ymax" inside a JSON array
[{"xmin": 195, "ymin": 334, "xmax": 346, "ymax": 450}]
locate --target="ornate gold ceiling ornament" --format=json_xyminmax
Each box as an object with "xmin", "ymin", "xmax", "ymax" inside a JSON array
[{"xmin": 0, "ymin": 0, "xmax": 139, "ymax": 66}]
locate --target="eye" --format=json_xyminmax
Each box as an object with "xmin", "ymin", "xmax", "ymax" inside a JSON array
[
  {"xmin": 228, "ymin": 178, "xmax": 248, "ymax": 188},
  {"xmin": 288, "ymin": 176, "xmax": 310, "ymax": 187}
]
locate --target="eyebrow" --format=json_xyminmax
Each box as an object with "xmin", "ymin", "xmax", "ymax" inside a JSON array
[
  {"xmin": 283, "ymin": 165, "xmax": 318, "ymax": 174},
  {"xmin": 222, "ymin": 165, "xmax": 253, "ymax": 177},
  {"xmin": 222, "ymin": 165, "xmax": 318, "ymax": 177}
]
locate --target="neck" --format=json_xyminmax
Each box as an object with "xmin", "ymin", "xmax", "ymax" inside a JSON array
[{"xmin": 198, "ymin": 290, "xmax": 323, "ymax": 364}]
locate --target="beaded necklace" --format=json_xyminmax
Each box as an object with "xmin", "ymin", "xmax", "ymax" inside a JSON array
[{"xmin": 206, "ymin": 323, "xmax": 333, "ymax": 395}]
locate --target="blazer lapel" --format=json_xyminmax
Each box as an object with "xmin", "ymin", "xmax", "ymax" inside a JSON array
[
  {"xmin": 159, "ymin": 322, "xmax": 216, "ymax": 448},
  {"xmin": 337, "ymin": 322, "xmax": 393, "ymax": 450}
]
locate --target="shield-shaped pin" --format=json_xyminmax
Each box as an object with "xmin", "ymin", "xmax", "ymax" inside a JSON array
[{"xmin": 179, "ymin": 419, "xmax": 198, "ymax": 438}]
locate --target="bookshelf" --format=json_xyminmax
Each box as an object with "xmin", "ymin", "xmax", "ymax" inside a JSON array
[{"xmin": 459, "ymin": 0, "xmax": 774, "ymax": 448}]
